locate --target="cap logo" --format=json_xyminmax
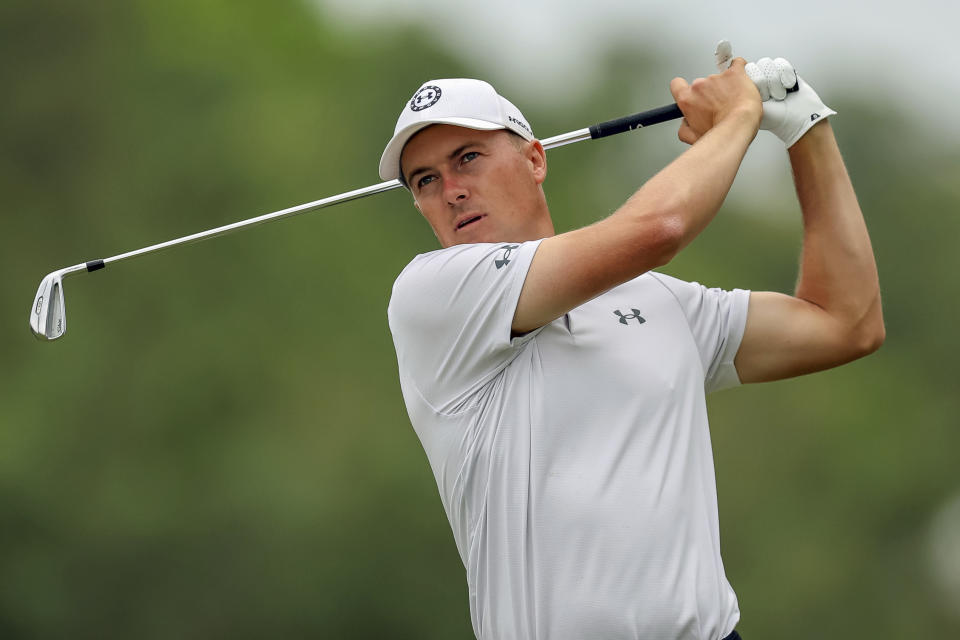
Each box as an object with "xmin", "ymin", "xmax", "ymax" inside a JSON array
[
  {"xmin": 508, "ymin": 115, "xmax": 532, "ymax": 136},
  {"xmin": 410, "ymin": 86, "xmax": 442, "ymax": 112}
]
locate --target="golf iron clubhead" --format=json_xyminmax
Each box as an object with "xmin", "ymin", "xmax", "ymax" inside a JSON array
[{"xmin": 30, "ymin": 270, "xmax": 67, "ymax": 340}]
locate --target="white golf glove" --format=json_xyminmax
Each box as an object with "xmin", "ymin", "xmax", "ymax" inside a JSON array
[
  {"xmin": 714, "ymin": 41, "xmax": 836, "ymax": 148},
  {"xmin": 745, "ymin": 56, "xmax": 836, "ymax": 148}
]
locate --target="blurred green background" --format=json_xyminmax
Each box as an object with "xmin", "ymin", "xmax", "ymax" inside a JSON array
[{"xmin": 2, "ymin": 1, "xmax": 959, "ymax": 638}]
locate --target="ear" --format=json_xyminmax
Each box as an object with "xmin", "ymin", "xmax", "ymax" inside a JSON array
[{"xmin": 526, "ymin": 140, "xmax": 547, "ymax": 185}]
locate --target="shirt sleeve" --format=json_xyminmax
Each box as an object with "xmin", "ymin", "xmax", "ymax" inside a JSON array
[
  {"xmin": 651, "ymin": 272, "xmax": 751, "ymax": 393},
  {"xmin": 387, "ymin": 240, "xmax": 543, "ymax": 414}
]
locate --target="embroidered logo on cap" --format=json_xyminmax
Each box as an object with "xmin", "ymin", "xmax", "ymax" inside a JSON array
[{"xmin": 410, "ymin": 86, "xmax": 442, "ymax": 112}]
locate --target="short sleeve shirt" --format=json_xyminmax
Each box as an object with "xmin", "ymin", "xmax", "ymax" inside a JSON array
[{"xmin": 388, "ymin": 240, "xmax": 750, "ymax": 640}]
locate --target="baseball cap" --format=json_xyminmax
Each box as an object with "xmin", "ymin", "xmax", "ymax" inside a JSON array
[{"xmin": 379, "ymin": 78, "xmax": 535, "ymax": 182}]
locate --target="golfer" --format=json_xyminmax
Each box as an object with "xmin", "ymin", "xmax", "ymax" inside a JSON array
[{"xmin": 382, "ymin": 53, "xmax": 883, "ymax": 640}]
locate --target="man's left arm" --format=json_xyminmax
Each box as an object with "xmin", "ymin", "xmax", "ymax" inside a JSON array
[{"xmin": 734, "ymin": 119, "xmax": 885, "ymax": 383}]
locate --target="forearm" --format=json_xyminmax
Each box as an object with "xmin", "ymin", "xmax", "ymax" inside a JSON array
[
  {"xmin": 616, "ymin": 109, "xmax": 759, "ymax": 260},
  {"xmin": 789, "ymin": 120, "xmax": 884, "ymax": 340},
  {"xmin": 512, "ymin": 61, "xmax": 761, "ymax": 334}
]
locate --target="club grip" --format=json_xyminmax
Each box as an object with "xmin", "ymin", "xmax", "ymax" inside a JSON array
[{"xmin": 588, "ymin": 104, "xmax": 683, "ymax": 140}]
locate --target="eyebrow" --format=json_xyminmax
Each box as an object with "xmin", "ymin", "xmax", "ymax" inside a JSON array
[{"xmin": 405, "ymin": 142, "xmax": 482, "ymax": 189}]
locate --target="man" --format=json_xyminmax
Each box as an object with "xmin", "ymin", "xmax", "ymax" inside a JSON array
[{"xmin": 381, "ymin": 50, "xmax": 883, "ymax": 640}]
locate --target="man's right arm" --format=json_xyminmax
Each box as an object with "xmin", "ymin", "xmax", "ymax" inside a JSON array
[{"xmin": 512, "ymin": 58, "xmax": 761, "ymax": 334}]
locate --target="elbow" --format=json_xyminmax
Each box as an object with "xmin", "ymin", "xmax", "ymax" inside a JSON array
[
  {"xmin": 853, "ymin": 325, "xmax": 885, "ymax": 358},
  {"xmin": 828, "ymin": 323, "xmax": 883, "ymax": 368},
  {"xmin": 862, "ymin": 321, "xmax": 886, "ymax": 355},
  {"xmin": 647, "ymin": 212, "xmax": 686, "ymax": 268},
  {"xmin": 615, "ymin": 184, "xmax": 692, "ymax": 269},
  {"xmin": 850, "ymin": 302, "xmax": 886, "ymax": 358},
  {"xmin": 862, "ymin": 293, "xmax": 886, "ymax": 355},
  {"xmin": 653, "ymin": 184, "xmax": 707, "ymax": 266}
]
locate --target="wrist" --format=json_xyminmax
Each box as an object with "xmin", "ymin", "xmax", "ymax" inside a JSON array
[
  {"xmin": 718, "ymin": 104, "xmax": 761, "ymax": 138},
  {"xmin": 787, "ymin": 119, "xmax": 833, "ymax": 158}
]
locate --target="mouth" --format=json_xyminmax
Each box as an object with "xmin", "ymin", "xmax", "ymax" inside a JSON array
[{"xmin": 455, "ymin": 214, "xmax": 486, "ymax": 232}]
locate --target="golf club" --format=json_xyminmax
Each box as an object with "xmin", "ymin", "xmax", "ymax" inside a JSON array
[{"xmin": 29, "ymin": 102, "xmax": 683, "ymax": 341}]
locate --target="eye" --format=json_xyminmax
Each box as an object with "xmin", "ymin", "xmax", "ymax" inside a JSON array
[
  {"xmin": 416, "ymin": 174, "xmax": 436, "ymax": 189},
  {"xmin": 461, "ymin": 151, "xmax": 479, "ymax": 164}
]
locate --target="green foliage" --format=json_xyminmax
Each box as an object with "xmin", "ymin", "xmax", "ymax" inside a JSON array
[{"xmin": 1, "ymin": 1, "xmax": 958, "ymax": 638}]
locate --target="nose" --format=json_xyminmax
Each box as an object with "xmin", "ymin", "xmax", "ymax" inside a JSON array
[{"xmin": 443, "ymin": 176, "xmax": 469, "ymax": 206}]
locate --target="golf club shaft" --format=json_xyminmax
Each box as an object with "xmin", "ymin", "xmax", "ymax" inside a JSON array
[{"xmin": 61, "ymin": 103, "xmax": 684, "ymax": 278}]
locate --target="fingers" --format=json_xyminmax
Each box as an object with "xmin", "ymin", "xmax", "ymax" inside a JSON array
[
  {"xmin": 671, "ymin": 55, "xmax": 755, "ymax": 143},
  {"xmin": 726, "ymin": 57, "xmax": 747, "ymax": 73},
  {"xmin": 745, "ymin": 57, "xmax": 797, "ymax": 101},
  {"xmin": 677, "ymin": 118, "xmax": 698, "ymax": 145},
  {"xmin": 745, "ymin": 61, "xmax": 768, "ymax": 100},
  {"xmin": 761, "ymin": 58, "xmax": 787, "ymax": 100},
  {"xmin": 670, "ymin": 76, "xmax": 690, "ymax": 102},
  {"xmin": 670, "ymin": 77, "xmax": 696, "ymax": 143},
  {"xmin": 674, "ymin": 58, "xmax": 744, "ymax": 104},
  {"xmin": 774, "ymin": 57, "xmax": 797, "ymax": 91}
]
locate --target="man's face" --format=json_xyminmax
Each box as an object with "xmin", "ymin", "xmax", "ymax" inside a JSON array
[{"xmin": 400, "ymin": 125, "xmax": 551, "ymax": 248}]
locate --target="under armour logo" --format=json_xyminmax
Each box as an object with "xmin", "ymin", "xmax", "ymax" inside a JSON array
[
  {"xmin": 613, "ymin": 309, "xmax": 645, "ymax": 325},
  {"xmin": 810, "ymin": 113, "xmax": 821, "ymax": 122},
  {"xmin": 410, "ymin": 86, "xmax": 442, "ymax": 112},
  {"xmin": 495, "ymin": 244, "xmax": 519, "ymax": 269}
]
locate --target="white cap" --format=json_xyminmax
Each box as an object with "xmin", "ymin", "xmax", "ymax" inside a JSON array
[{"xmin": 379, "ymin": 78, "xmax": 535, "ymax": 182}]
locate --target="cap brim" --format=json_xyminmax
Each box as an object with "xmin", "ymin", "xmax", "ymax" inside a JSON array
[{"xmin": 378, "ymin": 117, "xmax": 507, "ymax": 182}]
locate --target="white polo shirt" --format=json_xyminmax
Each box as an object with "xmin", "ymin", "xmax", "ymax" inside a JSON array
[{"xmin": 388, "ymin": 240, "xmax": 750, "ymax": 640}]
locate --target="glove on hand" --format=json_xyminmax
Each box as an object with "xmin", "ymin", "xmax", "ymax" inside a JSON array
[{"xmin": 745, "ymin": 57, "xmax": 837, "ymax": 147}]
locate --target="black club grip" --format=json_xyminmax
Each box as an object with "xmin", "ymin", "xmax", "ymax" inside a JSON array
[
  {"xmin": 587, "ymin": 81, "xmax": 797, "ymax": 142},
  {"xmin": 588, "ymin": 104, "xmax": 683, "ymax": 140}
]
